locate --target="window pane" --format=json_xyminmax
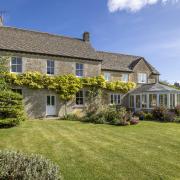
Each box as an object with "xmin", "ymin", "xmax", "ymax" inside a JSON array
[
  {"xmin": 76, "ymin": 70, "xmax": 83, "ymax": 77},
  {"xmin": 149, "ymin": 94, "xmax": 157, "ymax": 108},
  {"xmin": 51, "ymin": 96, "xmax": 55, "ymax": 105},
  {"xmin": 76, "ymin": 91, "xmax": 84, "ymax": 105},
  {"xmin": 142, "ymin": 95, "xmax": 147, "ymax": 108},
  {"xmin": 47, "ymin": 96, "xmax": 51, "ymax": 105},
  {"xmin": 122, "ymin": 74, "xmax": 128, "ymax": 82},
  {"xmin": 11, "ymin": 57, "xmax": 17, "ymax": 64},
  {"xmin": 104, "ymin": 73, "xmax": 110, "ymax": 81},
  {"xmin": 11, "ymin": 65, "xmax": 17, "ymax": 72},
  {"xmin": 130, "ymin": 95, "xmax": 134, "ymax": 108},
  {"xmin": 12, "ymin": 89, "xmax": 22, "ymax": 95},
  {"xmin": 177, "ymin": 94, "xmax": 180, "ymax": 105},
  {"xmin": 111, "ymin": 94, "xmax": 114, "ymax": 104},
  {"xmin": 136, "ymin": 95, "xmax": 140, "ymax": 108},
  {"xmin": 16, "ymin": 58, "xmax": 22, "ymax": 64},
  {"xmin": 16, "ymin": 65, "xmax": 22, "ymax": 72}
]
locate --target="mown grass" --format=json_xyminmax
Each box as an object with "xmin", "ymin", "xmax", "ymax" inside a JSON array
[{"xmin": 0, "ymin": 120, "xmax": 180, "ymax": 180}]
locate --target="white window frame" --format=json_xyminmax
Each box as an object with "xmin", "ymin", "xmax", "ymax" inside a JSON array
[
  {"xmin": 76, "ymin": 90, "xmax": 84, "ymax": 105},
  {"xmin": 104, "ymin": 72, "xmax": 111, "ymax": 81},
  {"xmin": 110, "ymin": 94, "xmax": 121, "ymax": 105},
  {"xmin": 10, "ymin": 57, "xmax": 23, "ymax": 73},
  {"xmin": 122, "ymin": 73, "xmax": 129, "ymax": 82},
  {"xmin": 76, "ymin": 63, "xmax": 84, "ymax": 77},
  {"xmin": 138, "ymin": 73, "xmax": 147, "ymax": 84},
  {"xmin": 47, "ymin": 60, "xmax": 55, "ymax": 75},
  {"xmin": 142, "ymin": 94, "xmax": 147, "ymax": 108}
]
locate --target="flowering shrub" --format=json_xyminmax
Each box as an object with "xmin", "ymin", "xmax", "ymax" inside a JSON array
[
  {"xmin": 175, "ymin": 105, "xmax": 180, "ymax": 116},
  {"xmin": 130, "ymin": 118, "xmax": 139, "ymax": 125},
  {"xmin": 0, "ymin": 150, "xmax": 61, "ymax": 180}
]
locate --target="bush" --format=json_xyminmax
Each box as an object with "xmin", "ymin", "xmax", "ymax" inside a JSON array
[
  {"xmin": 152, "ymin": 107, "xmax": 176, "ymax": 122},
  {"xmin": 82, "ymin": 106, "xmax": 132, "ymax": 126},
  {"xmin": 0, "ymin": 150, "xmax": 61, "ymax": 180},
  {"xmin": 130, "ymin": 118, "xmax": 139, "ymax": 125},
  {"xmin": 0, "ymin": 91, "xmax": 26, "ymax": 128},
  {"xmin": 144, "ymin": 113, "xmax": 154, "ymax": 120},
  {"xmin": 163, "ymin": 111, "xmax": 176, "ymax": 122},
  {"xmin": 152, "ymin": 106, "xmax": 168, "ymax": 122},
  {"xmin": 175, "ymin": 105, "xmax": 180, "ymax": 116}
]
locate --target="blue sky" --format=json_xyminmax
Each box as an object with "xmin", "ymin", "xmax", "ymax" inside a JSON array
[{"xmin": 1, "ymin": 0, "xmax": 180, "ymax": 83}]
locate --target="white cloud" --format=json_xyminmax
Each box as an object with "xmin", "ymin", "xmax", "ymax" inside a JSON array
[{"xmin": 108, "ymin": 0, "xmax": 179, "ymax": 12}]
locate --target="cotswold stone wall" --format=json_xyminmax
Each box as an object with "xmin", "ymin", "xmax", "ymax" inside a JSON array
[{"xmin": 0, "ymin": 51, "xmax": 101, "ymax": 77}]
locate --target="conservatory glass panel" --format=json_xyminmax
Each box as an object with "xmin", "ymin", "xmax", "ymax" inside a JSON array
[
  {"xmin": 136, "ymin": 95, "xmax": 140, "ymax": 108},
  {"xmin": 149, "ymin": 94, "xmax": 157, "ymax": 108},
  {"xmin": 142, "ymin": 94, "xmax": 147, "ymax": 108},
  {"xmin": 159, "ymin": 94, "xmax": 168, "ymax": 107}
]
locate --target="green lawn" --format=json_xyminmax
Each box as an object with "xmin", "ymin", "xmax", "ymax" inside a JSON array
[{"xmin": 0, "ymin": 120, "xmax": 180, "ymax": 180}]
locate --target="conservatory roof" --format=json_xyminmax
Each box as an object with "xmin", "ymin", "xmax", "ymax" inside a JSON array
[{"xmin": 129, "ymin": 83, "xmax": 180, "ymax": 94}]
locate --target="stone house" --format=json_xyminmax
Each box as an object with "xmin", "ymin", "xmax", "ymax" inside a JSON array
[{"xmin": 0, "ymin": 25, "xmax": 179, "ymax": 118}]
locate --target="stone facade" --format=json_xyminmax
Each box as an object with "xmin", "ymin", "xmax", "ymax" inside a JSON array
[
  {"xmin": 102, "ymin": 59, "xmax": 159, "ymax": 84},
  {"xmin": 1, "ymin": 50, "xmax": 159, "ymax": 118}
]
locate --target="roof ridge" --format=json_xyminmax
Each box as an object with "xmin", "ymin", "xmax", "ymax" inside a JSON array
[
  {"xmin": 97, "ymin": 50, "xmax": 142, "ymax": 58},
  {"xmin": 0, "ymin": 26, "xmax": 84, "ymax": 42}
]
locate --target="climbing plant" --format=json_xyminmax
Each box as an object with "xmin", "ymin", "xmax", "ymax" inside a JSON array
[{"xmin": 5, "ymin": 72, "xmax": 136, "ymax": 117}]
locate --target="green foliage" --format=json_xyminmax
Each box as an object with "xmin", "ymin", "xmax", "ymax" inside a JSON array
[
  {"xmin": 174, "ymin": 105, "xmax": 180, "ymax": 116},
  {"xmin": 152, "ymin": 107, "xmax": 175, "ymax": 122},
  {"xmin": 0, "ymin": 90, "xmax": 26, "ymax": 128},
  {"xmin": 5, "ymin": 72, "xmax": 136, "ymax": 96},
  {"xmin": 0, "ymin": 56, "xmax": 9, "ymax": 91},
  {"xmin": 0, "ymin": 150, "xmax": 61, "ymax": 180},
  {"xmin": 83, "ymin": 105, "xmax": 132, "ymax": 126}
]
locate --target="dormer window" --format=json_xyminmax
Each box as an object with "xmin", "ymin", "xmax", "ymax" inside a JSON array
[
  {"xmin": 11, "ymin": 57, "xmax": 22, "ymax": 73},
  {"xmin": 138, "ymin": 73, "xmax": 147, "ymax": 84}
]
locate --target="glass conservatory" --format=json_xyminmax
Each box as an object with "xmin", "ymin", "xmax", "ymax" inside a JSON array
[{"xmin": 129, "ymin": 83, "xmax": 180, "ymax": 111}]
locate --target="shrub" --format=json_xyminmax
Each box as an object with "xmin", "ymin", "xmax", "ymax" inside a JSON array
[
  {"xmin": 152, "ymin": 106, "xmax": 168, "ymax": 122},
  {"xmin": 0, "ymin": 150, "xmax": 61, "ymax": 180},
  {"xmin": 144, "ymin": 113, "xmax": 154, "ymax": 120},
  {"xmin": 175, "ymin": 105, "xmax": 180, "ymax": 116},
  {"xmin": 0, "ymin": 90, "xmax": 26, "ymax": 128},
  {"xmin": 152, "ymin": 107, "xmax": 176, "ymax": 122},
  {"xmin": 130, "ymin": 118, "xmax": 139, "ymax": 125},
  {"xmin": 163, "ymin": 111, "xmax": 175, "ymax": 122},
  {"xmin": 82, "ymin": 106, "xmax": 130, "ymax": 126}
]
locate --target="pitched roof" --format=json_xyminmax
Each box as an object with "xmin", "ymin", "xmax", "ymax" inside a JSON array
[
  {"xmin": 0, "ymin": 26, "xmax": 100, "ymax": 61},
  {"xmin": 129, "ymin": 83, "xmax": 180, "ymax": 94},
  {"xmin": 97, "ymin": 51, "xmax": 160, "ymax": 75}
]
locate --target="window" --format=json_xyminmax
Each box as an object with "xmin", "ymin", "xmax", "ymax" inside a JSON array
[
  {"xmin": 11, "ymin": 57, "xmax": 22, "ymax": 73},
  {"xmin": 142, "ymin": 94, "xmax": 147, "ymax": 108},
  {"xmin": 76, "ymin": 63, "xmax": 83, "ymax": 77},
  {"xmin": 47, "ymin": 60, "xmax": 54, "ymax": 75},
  {"xmin": 136, "ymin": 95, "xmax": 141, "ymax": 108},
  {"xmin": 76, "ymin": 91, "xmax": 84, "ymax": 105},
  {"xmin": 130, "ymin": 95, "xmax": 134, "ymax": 108},
  {"xmin": 170, "ymin": 94, "xmax": 175, "ymax": 108},
  {"xmin": 178, "ymin": 94, "xmax": 180, "ymax": 106},
  {"xmin": 12, "ymin": 89, "xmax": 22, "ymax": 95},
  {"xmin": 110, "ymin": 94, "xmax": 121, "ymax": 105},
  {"xmin": 159, "ymin": 94, "xmax": 168, "ymax": 107},
  {"xmin": 104, "ymin": 72, "xmax": 111, "ymax": 81},
  {"xmin": 47, "ymin": 96, "xmax": 55, "ymax": 106},
  {"xmin": 138, "ymin": 73, "xmax": 147, "ymax": 84},
  {"xmin": 149, "ymin": 94, "xmax": 157, "ymax": 108},
  {"xmin": 122, "ymin": 74, "xmax": 129, "ymax": 82}
]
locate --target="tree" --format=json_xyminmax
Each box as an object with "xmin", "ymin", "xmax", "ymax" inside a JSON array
[{"xmin": 0, "ymin": 56, "xmax": 9, "ymax": 91}]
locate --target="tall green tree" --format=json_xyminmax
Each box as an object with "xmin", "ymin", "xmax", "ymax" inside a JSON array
[{"xmin": 0, "ymin": 56, "xmax": 9, "ymax": 91}]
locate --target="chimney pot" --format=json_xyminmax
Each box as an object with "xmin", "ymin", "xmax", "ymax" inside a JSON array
[{"xmin": 83, "ymin": 32, "xmax": 90, "ymax": 42}]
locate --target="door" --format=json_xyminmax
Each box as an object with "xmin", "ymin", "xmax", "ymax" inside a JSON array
[{"xmin": 46, "ymin": 95, "xmax": 56, "ymax": 116}]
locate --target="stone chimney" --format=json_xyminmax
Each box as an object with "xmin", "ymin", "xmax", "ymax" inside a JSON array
[
  {"xmin": 0, "ymin": 16, "xmax": 3, "ymax": 26},
  {"xmin": 83, "ymin": 32, "xmax": 90, "ymax": 42}
]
